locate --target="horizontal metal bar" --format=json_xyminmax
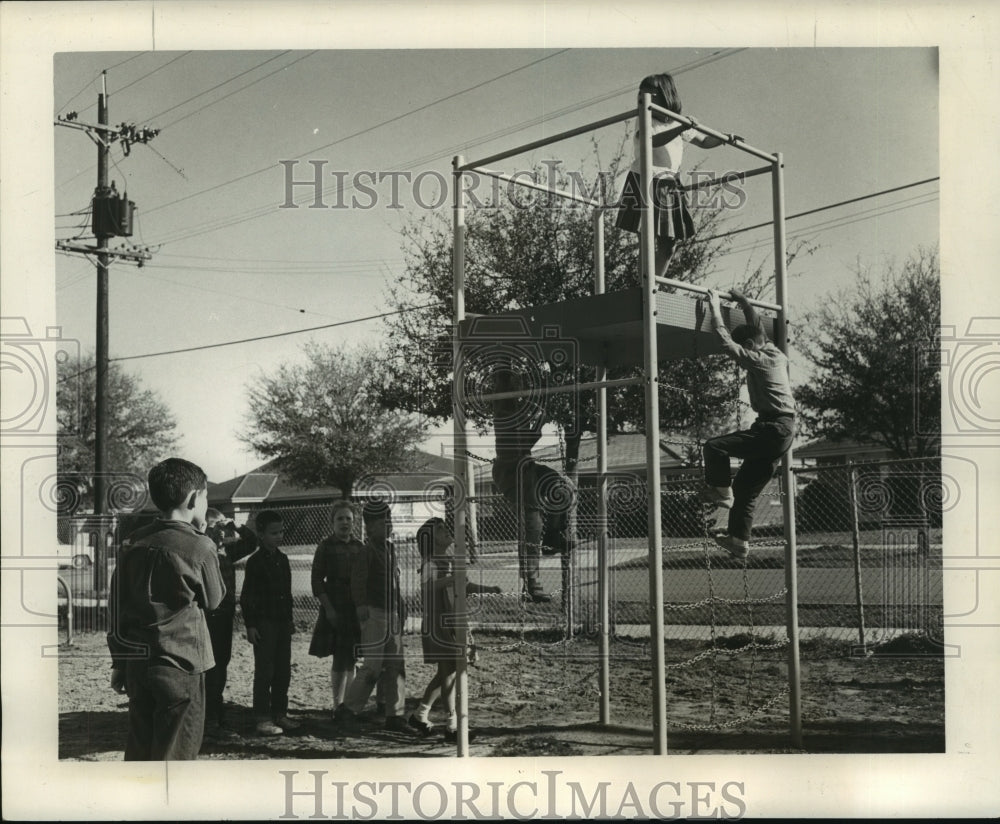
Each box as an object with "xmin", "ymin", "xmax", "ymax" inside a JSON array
[
  {"xmin": 475, "ymin": 375, "xmax": 644, "ymax": 403},
  {"xmin": 681, "ymin": 164, "xmax": 777, "ymax": 192},
  {"xmin": 648, "ymin": 102, "xmax": 777, "ymax": 164},
  {"xmin": 738, "ymin": 164, "xmax": 780, "ymax": 182},
  {"xmin": 654, "ymin": 276, "xmax": 782, "ymax": 312},
  {"xmin": 471, "ymin": 166, "xmax": 599, "ymax": 207},
  {"xmin": 459, "ymin": 109, "xmax": 635, "ymax": 171}
]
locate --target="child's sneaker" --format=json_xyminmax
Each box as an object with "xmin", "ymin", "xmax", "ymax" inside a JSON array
[
  {"xmin": 275, "ymin": 715, "xmax": 300, "ymax": 732},
  {"xmin": 255, "ymin": 719, "xmax": 284, "ymax": 736},
  {"xmin": 699, "ymin": 485, "xmax": 734, "ymax": 508},
  {"xmin": 713, "ymin": 533, "xmax": 749, "ymax": 560},
  {"xmin": 408, "ymin": 714, "xmax": 433, "ymax": 736}
]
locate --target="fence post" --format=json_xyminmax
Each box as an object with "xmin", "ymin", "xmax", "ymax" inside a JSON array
[
  {"xmin": 847, "ymin": 462, "xmax": 867, "ymax": 652},
  {"xmin": 562, "ymin": 548, "xmax": 574, "ymax": 640},
  {"xmin": 57, "ymin": 574, "xmax": 74, "ymax": 646}
]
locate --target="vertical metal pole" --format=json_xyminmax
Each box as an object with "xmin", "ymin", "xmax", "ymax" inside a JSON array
[
  {"xmin": 848, "ymin": 463, "xmax": 867, "ymax": 651},
  {"xmin": 94, "ymin": 73, "xmax": 110, "ymax": 593},
  {"xmin": 452, "ymin": 156, "xmax": 470, "ymax": 757},
  {"xmin": 639, "ymin": 94, "xmax": 668, "ymax": 754},
  {"xmin": 58, "ymin": 575, "xmax": 74, "ymax": 647},
  {"xmin": 772, "ymin": 152, "xmax": 803, "ymax": 747},
  {"xmin": 593, "ymin": 209, "xmax": 610, "ymax": 726}
]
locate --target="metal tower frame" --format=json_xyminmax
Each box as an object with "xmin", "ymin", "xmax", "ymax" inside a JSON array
[{"xmin": 450, "ymin": 93, "xmax": 801, "ymax": 756}]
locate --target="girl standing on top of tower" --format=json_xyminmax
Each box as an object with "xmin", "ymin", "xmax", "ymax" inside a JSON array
[{"xmin": 616, "ymin": 72, "xmax": 740, "ymax": 278}]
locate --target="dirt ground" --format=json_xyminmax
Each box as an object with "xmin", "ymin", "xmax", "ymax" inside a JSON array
[{"xmin": 58, "ymin": 628, "xmax": 944, "ymax": 760}]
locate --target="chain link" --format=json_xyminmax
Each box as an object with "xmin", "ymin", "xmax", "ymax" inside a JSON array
[{"xmin": 669, "ymin": 687, "xmax": 790, "ymax": 732}]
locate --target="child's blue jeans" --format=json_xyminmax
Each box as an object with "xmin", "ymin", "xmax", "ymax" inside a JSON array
[{"xmin": 703, "ymin": 413, "xmax": 796, "ymax": 541}]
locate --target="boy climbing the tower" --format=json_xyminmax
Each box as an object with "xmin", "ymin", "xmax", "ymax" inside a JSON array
[{"xmin": 701, "ymin": 288, "xmax": 796, "ymax": 559}]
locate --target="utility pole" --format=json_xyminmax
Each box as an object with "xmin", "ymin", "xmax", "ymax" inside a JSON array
[
  {"xmin": 55, "ymin": 70, "xmax": 157, "ymax": 591},
  {"xmin": 95, "ymin": 73, "xmax": 109, "ymax": 531}
]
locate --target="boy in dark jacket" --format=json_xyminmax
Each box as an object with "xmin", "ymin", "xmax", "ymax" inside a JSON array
[
  {"xmin": 239, "ymin": 510, "xmax": 297, "ymax": 736},
  {"xmin": 108, "ymin": 457, "xmax": 226, "ymax": 760},
  {"xmin": 202, "ymin": 508, "xmax": 257, "ymax": 736}
]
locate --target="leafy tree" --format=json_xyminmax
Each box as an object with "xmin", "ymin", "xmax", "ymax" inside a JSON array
[
  {"xmin": 239, "ymin": 341, "xmax": 429, "ymax": 499},
  {"xmin": 57, "ymin": 353, "xmax": 179, "ymax": 510},
  {"xmin": 380, "ymin": 137, "xmax": 783, "ymax": 470},
  {"xmin": 793, "ymin": 245, "xmax": 940, "ymax": 458}
]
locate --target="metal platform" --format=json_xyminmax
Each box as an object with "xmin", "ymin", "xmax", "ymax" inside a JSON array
[{"xmin": 459, "ymin": 287, "xmax": 777, "ymax": 368}]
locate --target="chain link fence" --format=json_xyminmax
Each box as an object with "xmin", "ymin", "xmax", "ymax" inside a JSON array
[
  {"xmin": 55, "ymin": 458, "xmax": 943, "ymax": 655},
  {"xmin": 791, "ymin": 457, "xmax": 943, "ymax": 650}
]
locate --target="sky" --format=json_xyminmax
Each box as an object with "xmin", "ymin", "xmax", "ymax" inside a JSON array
[{"xmin": 51, "ymin": 47, "xmax": 939, "ymax": 482}]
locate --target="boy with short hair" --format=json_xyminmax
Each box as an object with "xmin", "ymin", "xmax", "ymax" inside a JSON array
[
  {"xmin": 107, "ymin": 457, "xmax": 226, "ymax": 761},
  {"xmin": 703, "ymin": 288, "xmax": 797, "ymax": 558},
  {"xmin": 203, "ymin": 508, "xmax": 257, "ymax": 736},
  {"xmin": 239, "ymin": 510, "xmax": 297, "ymax": 736},
  {"xmin": 335, "ymin": 502, "xmax": 418, "ymax": 736}
]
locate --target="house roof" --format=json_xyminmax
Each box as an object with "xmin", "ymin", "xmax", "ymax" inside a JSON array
[
  {"xmin": 794, "ymin": 437, "xmax": 893, "ymax": 459},
  {"xmin": 208, "ymin": 451, "xmax": 456, "ymax": 506},
  {"xmin": 472, "ymin": 432, "xmax": 694, "ymax": 480}
]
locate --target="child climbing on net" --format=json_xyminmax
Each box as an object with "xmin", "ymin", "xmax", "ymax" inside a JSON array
[{"xmin": 701, "ymin": 287, "xmax": 797, "ymax": 559}]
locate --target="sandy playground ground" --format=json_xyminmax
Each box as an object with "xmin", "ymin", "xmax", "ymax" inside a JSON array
[{"xmin": 58, "ymin": 625, "xmax": 944, "ymax": 760}]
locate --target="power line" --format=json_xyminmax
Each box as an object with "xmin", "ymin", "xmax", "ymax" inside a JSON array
[
  {"xmin": 142, "ymin": 49, "xmax": 747, "ymax": 248},
  {"xmin": 56, "ymin": 303, "xmax": 442, "ymax": 383},
  {"xmin": 716, "ymin": 188, "xmax": 939, "ymax": 262},
  {"xmin": 157, "ymin": 251, "xmax": 393, "ymax": 266},
  {"xmin": 158, "ymin": 52, "xmax": 317, "ymax": 131},
  {"xmin": 55, "ymin": 52, "xmax": 147, "ymax": 114},
  {"xmin": 141, "ymin": 51, "xmax": 292, "ymax": 124},
  {"xmin": 57, "ymin": 176, "xmax": 938, "ymax": 371},
  {"xmin": 55, "ymin": 52, "xmax": 296, "ymax": 192},
  {"xmin": 141, "ymin": 260, "xmax": 393, "ymax": 275},
  {"xmin": 109, "ymin": 52, "xmax": 193, "ymax": 102},
  {"xmin": 140, "ymin": 49, "xmax": 573, "ymax": 219},
  {"xmin": 702, "ymin": 176, "xmax": 940, "ymax": 243},
  {"xmin": 130, "ymin": 268, "xmax": 348, "ymax": 318},
  {"xmin": 112, "ymin": 303, "xmax": 445, "ymax": 363}
]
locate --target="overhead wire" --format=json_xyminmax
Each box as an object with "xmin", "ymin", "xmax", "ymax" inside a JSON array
[
  {"xmin": 55, "ymin": 52, "xmax": 306, "ymax": 191},
  {"xmin": 138, "ymin": 50, "xmax": 292, "ymax": 123},
  {"xmin": 129, "ymin": 268, "xmax": 348, "ymax": 318},
  {"xmin": 139, "ymin": 48, "xmax": 574, "ymax": 221},
  {"xmin": 55, "ymin": 52, "xmax": 147, "ymax": 114},
  {"xmin": 142, "ymin": 49, "xmax": 747, "ymax": 247},
  {"xmin": 56, "ymin": 303, "xmax": 445, "ymax": 381},
  {"xmin": 55, "ymin": 49, "xmax": 935, "ymax": 371},
  {"xmin": 73, "ymin": 176, "xmax": 938, "ymax": 364},
  {"xmin": 157, "ymin": 51, "xmax": 317, "ymax": 131}
]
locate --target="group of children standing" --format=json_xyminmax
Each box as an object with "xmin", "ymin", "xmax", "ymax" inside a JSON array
[{"xmin": 108, "ymin": 457, "xmax": 496, "ymax": 760}]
